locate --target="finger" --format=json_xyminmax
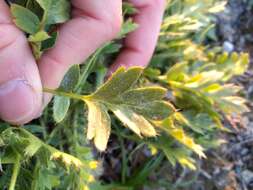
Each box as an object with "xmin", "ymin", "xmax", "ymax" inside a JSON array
[
  {"xmin": 109, "ymin": 0, "xmax": 166, "ymax": 73},
  {"xmin": 0, "ymin": 1, "xmax": 42, "ymax": 124},
  {"xmin": 38, "ymin": 0, "xmax": 122, "ymax": 105}
]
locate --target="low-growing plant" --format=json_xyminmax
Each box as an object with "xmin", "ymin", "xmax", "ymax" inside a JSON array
[{"xmin": 0, "ymin": 0, "xmax": 249, "ymax": 189}]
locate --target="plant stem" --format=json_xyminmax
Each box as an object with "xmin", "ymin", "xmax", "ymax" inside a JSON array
[
  {"xmin": 9, "ymin": 154, "xmax": 21, "ymax": 190},
  {"xmin": 74, "ymin": 45, "xmax": 106, "ymax": 93},
  {"xmin": 43, "ymin": 88, "xmax": 85, "ymax": 101},
  {"xmin": 31, "ymin": 161, "xmax": 39, "ymax": 190},
  {"xmin": 114, "ymin": 123, "xmax": 128, "ymax": 184},
  {"xmin": 121, "ymin": 138, "xmax": 128, "ymax": 184}
]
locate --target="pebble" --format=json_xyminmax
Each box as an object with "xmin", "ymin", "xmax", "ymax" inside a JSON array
[
  {"xmin": 223, "ymin": 41, "xmax": 234, "ymax": 53},
  {"xmin": 240, "ymin": 148, "xmax": 249, "ymax": 156},
  {"xmin": 242, "ymin": 170, "xmax": 253, "ymax": 185}
]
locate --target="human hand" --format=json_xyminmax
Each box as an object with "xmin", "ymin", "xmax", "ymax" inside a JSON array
[{"xmin": 0, "ymin": 0, "xmax": 166, "ymax": 124}]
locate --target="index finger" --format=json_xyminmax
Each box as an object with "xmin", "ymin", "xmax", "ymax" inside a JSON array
[{"xmin": 109, "ymin": 0, "xmax": 166, "ymax": 73}]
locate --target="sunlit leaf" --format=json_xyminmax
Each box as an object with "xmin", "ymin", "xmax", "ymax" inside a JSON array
[
  {"xmin": 160, "ymin": 117, "xmax": 206, "ymax": 158},
  {"xmin": 120, "ymin": 87, "xmax": 167, "ymax": 104},
  {"xmin": 111, "ymin": 105, "xmax": 156, "ymax": 137},
  {"xmin": 86, "ymin": 101, "xmax": 111, "ymax": 152}
]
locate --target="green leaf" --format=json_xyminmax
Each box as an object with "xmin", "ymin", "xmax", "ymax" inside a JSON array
[
  {"xmin": 130, "ymin": 101, "xmax": 175, "ymax": 120},
  {"xmin": 120, "ymin": 87, "xmax": 167, "ymax": 104},
  {"xmin": 59, "ymin": 65, "xmax": 80, "ymax": 92},
  {"xmin": 144, "ymin": 134, "xmax": 197, "ymax": 170},
  {"xmin": 170, "ymin": 148, "xmax": 197, "ymax": 170},
  {"xmin": 86, "ymin": 101, "xmax": 111, "ymax": 152},
  {"xmin": 166, "ymin": 62, "xmax": 188, "ymax": 81},
  {"xmin": 119, "ymin": 19, "xmax": 138, "ymax": 38},
  {"xmin": 123, "ymin": 2, "xmax": 138, "ymax": 15},
  {"xmin": 119, "ymin": 87, "xmax": 175, "ymax": 120},
  {"xmin": 91, "ymin": 67, "xmax": 143, "ymax": 102},
  {"xmin": 41, "ymin": 31, "xmax": 58, "ymax": 51},
  {"xmin": 53, "ymin": 65, "xmax": 80, "ymax": 123},
  {"xmin": 36, "ymin": 0, "xmax": 70, "ymax": 25},
  {"xmin": 53, "ymin": 96, "xmax": 70, "ymax": 123},
  {"xmin": 11, "ymin": 4, "xmax": 40, "ymax": 34},
  {"xmin": 24, "ymin": 138, "xmax": 42, "ymax": 157},
  {"xmin": 1, "ymin": 147, "xmax": 17, "ymax": 164}
]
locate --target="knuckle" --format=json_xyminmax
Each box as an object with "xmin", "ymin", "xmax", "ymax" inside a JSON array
[
  {"xmin": 103, "ymin": 13, "xmax": 122, "ymax": 40},
  {"xmin": 156, "ymin": 0, "xmax": 167, "ymax": 6},
  {"xmin": 0, "ymin": 24, "xmax": 21, "ymax": 50},
  {"xmin": 161, "ymin": 0, "xmax": 167, "ymax": 9},
  {"xmin": 149, "ymin": 0, "xmax": 166, "ymax": 8},
  {"xmin": 111, "ymin": 16, "xmax": 123, "ymax": 36}
]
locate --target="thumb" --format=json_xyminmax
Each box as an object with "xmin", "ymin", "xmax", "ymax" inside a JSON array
[{"xmin": 0, "ymin": 2, "xmax": 42, "ymax": 124}]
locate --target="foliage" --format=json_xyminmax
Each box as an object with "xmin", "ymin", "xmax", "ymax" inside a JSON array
[
  {"xmin": 10, "ymin": 0, "xmax": 70, "ymax": 59},
  {"xmin": 0, "ymin": 0, "xmax": 250, "ymax": 189}
]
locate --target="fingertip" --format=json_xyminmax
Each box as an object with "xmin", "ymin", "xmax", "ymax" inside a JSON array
[
  {"xmin": 110, "ymin": 0, "xmax": 165, "ymax": 75},
  {"xmin": 109, "ymin": 48, "xmax": 149, "ymax": 76},
  {"xmin": 0, "ymin": 79, "xmax": 42, "ymax": 125},
  {"xmin": 0, "ymin": 27, "xmax": 43, "ymax": 125}
]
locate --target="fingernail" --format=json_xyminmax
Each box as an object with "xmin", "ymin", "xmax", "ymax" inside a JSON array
[{"xmin": 0, "ymin": 79, "xmax": 37, "ymax": 124}]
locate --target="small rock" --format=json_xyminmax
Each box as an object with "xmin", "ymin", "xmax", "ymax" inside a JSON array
[
  {"xmin": 223, "ymin": 41, "xmax": 234, "ymax": 52},
  {"xmin": 241, "ymin": 170, "xmax": 253, "ymax": 185},
  {"xmin": 241, "ymin": 148, "xmax": 249, "ymax": 156}
]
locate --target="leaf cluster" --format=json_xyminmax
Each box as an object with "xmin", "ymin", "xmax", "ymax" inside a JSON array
[{"xmin": 10, "ymin": 0, "xmax": 70, "ymax": 59}]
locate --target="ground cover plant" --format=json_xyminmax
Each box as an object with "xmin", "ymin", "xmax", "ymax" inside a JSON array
[{"xmin": 0, "ymin": 0, "xmax": 250, "ymax": 189}]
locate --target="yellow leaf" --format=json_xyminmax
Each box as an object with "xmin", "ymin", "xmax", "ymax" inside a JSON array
[
  {"xmin": 208, "ymin": 1, "xmax": 227, "ymax": 13},
  {"xmin": 178, "ymin": 158, "xmax": 196, "ymax": 170},
  {"xmin": 111, "ymin": 105, "xmax": 157, "ymax": 137},
  {"xmin": 85, "ymin": 101, "xmax": 111, "ymax": 151},
  {"xmin": 50, "ymin": 151, "xmax": 83, "ymax": 169},
  {"xmin": 161, "ymin": 118, "xmax": 206, "ymax": 158}
]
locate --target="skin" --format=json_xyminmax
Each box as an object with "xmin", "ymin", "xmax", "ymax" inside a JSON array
[{"xmin": 0, "ymin": 0, "xmax": 166, "ymax": 124}]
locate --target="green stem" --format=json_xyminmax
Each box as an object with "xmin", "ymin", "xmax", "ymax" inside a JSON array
[
  {"xmin": 43, "ymin": 88, "xmax": 85, "ymax": 101},
  {"xmin": 39, "ymin": 10, "xmax": 48, "ymax": 31},
  {"xmin": 74, "ymin": 44, "xmax": 108, "ymax": 93},
  {"xmin": 120, "ymin": 138, "xmax": 127, "ymax": 184},
  {"xmin": 25, "ymin": 0, "xmax": 32, "ymax": 7},
  {"xmin": 31, "ymin": 161, "xmax": 39, "ymax": 190},
  {"xmin": 114, "ymin": 124, "xmax": 128, "ymax": 184},
  {"xmin": 46, "ymin": 124, "xmax": 62, "ymax": 144},
  {"xmin": 9, "ymin": 154, "xmax": 21, "ymax": 190},
  {"xmin": 95, "ymin": 67, "xmax": 108, "ymax": 88},
  {"xmin": 72, "ymin": 110, "xmax": 80, "ymax": 149}
]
